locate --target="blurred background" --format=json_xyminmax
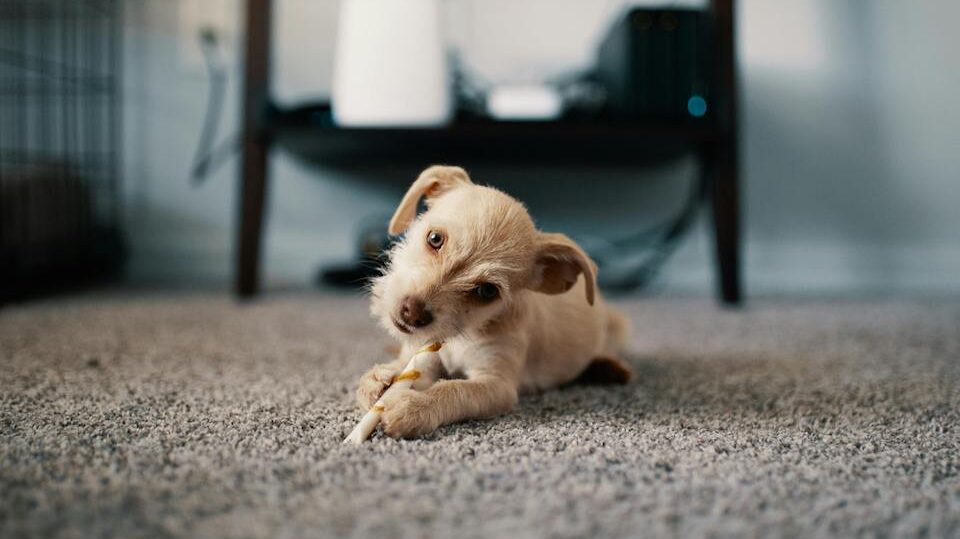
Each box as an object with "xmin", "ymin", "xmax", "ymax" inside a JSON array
[
  {"xmin": 7, "ymin": 4, "xmax": 960, "ymax": 535},
  {"xmin": 3, "ymin": 0, "xmax": 959, "ymax": 303}
]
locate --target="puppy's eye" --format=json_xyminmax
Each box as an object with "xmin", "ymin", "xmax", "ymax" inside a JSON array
[
  {"xmin": 474, "ymin": 282, "xmax": 499, "ymax": 302},
  {"xmin": 426, "ymin": 230, "xmax": 444, "ymax": 250}
]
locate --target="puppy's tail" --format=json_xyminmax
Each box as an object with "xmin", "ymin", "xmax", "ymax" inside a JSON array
[{"xmin": 605, "ymin": 307, "xmax": 631, "ymax": 354}]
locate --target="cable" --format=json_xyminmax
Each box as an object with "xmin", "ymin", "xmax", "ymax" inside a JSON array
[
  {"xmin": 588, "ymin": 171, "xmax": 703, "ymax": 291},
  {"xmin": 190, "ymin": 27, "xmax": 234, "ymax": 184}
]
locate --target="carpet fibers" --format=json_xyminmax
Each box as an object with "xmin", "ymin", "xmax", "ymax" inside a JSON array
[{"xmin": 1, "ymin": 293, "xmax": 959, "ymax": 538}]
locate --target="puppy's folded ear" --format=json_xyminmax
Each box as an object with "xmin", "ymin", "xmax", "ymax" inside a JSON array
[
  {"xmin": 388, "ymin": 165, "xmax": 473, "ymax": 235},
  {"xmin": 530, "ymin": 232, "xmax": 598, "ymax": 305}
]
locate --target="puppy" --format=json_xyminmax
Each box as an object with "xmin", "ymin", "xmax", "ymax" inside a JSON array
[{"xmin": 361, "ymin": 165, "xmax": 632, "ymax": 438}]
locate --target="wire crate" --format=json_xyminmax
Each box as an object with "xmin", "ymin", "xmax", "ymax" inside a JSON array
[{"xmin": 0, "ymin": 0, "xmax": 124, "ymax": 300}]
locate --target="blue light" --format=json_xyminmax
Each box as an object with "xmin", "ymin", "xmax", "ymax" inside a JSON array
[{"xmin": 687, "ymin": 95, "xmax": 707, "ymax": 118}]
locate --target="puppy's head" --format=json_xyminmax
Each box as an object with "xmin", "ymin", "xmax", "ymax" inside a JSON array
[{"xmin": 370, "ymin": 165, "xmax": 597, "ymax": 344}]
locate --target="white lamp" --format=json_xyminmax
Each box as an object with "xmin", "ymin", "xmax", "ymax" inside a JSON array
[{"xmin": 332, "ymin": 0, "xmax": 453, "ymax": 127}]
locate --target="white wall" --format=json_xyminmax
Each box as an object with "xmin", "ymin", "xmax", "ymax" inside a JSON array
[
  {"xmin": 739, "ymin": 0, "xmax": 960, "ymax": 292},
  {"xmin": 122, "ymin": 0, "xmax": 960, "ymax": 294}
]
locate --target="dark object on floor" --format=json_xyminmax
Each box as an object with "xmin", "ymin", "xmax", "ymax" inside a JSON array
[
  {"xmin": 317, "ymin": 258, "xmax": 381, "ymax": 289},
  {"xmin": 0, "ymin": 166, "xmax": 125, "ymax": 301},
  {"xmin": 317, "ymin": 217, "xmax": 391, "ymax": 288}
]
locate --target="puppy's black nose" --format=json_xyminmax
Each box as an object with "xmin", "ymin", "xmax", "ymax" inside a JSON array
[{"xmin": 399, "ymin": 296, "xmax": 433, "ymax": 328}]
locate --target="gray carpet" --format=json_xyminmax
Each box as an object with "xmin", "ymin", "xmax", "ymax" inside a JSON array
[{"xmin": 2, "ymin": 292, "xmax": 959, "ymax": 538}]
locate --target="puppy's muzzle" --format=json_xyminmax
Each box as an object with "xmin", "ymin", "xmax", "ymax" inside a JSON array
[{"xmin": 397, "ymin": 296, "xmax": 433, "ymax": 331}]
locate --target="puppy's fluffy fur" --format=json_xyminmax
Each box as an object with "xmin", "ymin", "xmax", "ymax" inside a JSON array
[{"xmin": 362, "ymin": 165, "xmax": 632, "ymax": 438}]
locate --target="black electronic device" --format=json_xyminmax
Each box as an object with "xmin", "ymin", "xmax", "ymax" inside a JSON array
[{"xmin": 596, "ymin": 8, "xmax": 711, "ymax": 121}]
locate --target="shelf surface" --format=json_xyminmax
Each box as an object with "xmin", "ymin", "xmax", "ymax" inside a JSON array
[{"xmin": 269, "ymin": 103, "xmax": 718, "ymax": 168}]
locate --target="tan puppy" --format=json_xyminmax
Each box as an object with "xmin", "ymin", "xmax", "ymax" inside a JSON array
[{"xmin": 361, "ymin": 165, "xmax": 632, "ymax": 438}]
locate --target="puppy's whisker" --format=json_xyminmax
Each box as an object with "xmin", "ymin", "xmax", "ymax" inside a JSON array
[{"xmin": 451, "ymin": 319, "xmax": 475, "ymax": 345}]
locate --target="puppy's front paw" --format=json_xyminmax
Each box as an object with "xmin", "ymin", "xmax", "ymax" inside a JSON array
[
  {"xmin": 356, "ymin": 364, "xmax": 400, "ymax": 410},
  {"xmin": 380, "ymin": 390, "xmax": 438, "ymax": 439}
]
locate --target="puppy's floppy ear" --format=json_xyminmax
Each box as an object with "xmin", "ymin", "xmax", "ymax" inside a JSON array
[
  {"xmin": 531, "ymin": 232, "xmax": 598, "ymax": 305},
  {"xmin": 388, "ymin": 165, "xmax": 473, "ymax": 235}
]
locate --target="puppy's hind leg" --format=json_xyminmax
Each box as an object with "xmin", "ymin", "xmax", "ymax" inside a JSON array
[
  {"xmin": 575, "ymin": 355, "xmax": 633, "ymax": 385},
  {"xmin": 570, "ymin": 306, "xmax": 634, "ymax": 385}
]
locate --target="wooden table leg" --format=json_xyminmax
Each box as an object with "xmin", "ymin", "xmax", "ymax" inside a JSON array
[
  {"xmin": 236, "ymin": 0, "xmax": 272, "ymax": 298},
  {"xmin": 703, "ymin": 140, "xmax": 742, "ymax": 305},
  {"xmin": 237, "ymin": 134, "xmax": 269, "ymax": 298},
  {"xmin": 708, "ymin": 0, "xmax": 742, "ymax": 305}
]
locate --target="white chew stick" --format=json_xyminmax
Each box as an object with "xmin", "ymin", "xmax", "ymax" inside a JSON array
[{"xmin": 344, "ymin": 342, "xmax": 443, "ymax": 445}]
